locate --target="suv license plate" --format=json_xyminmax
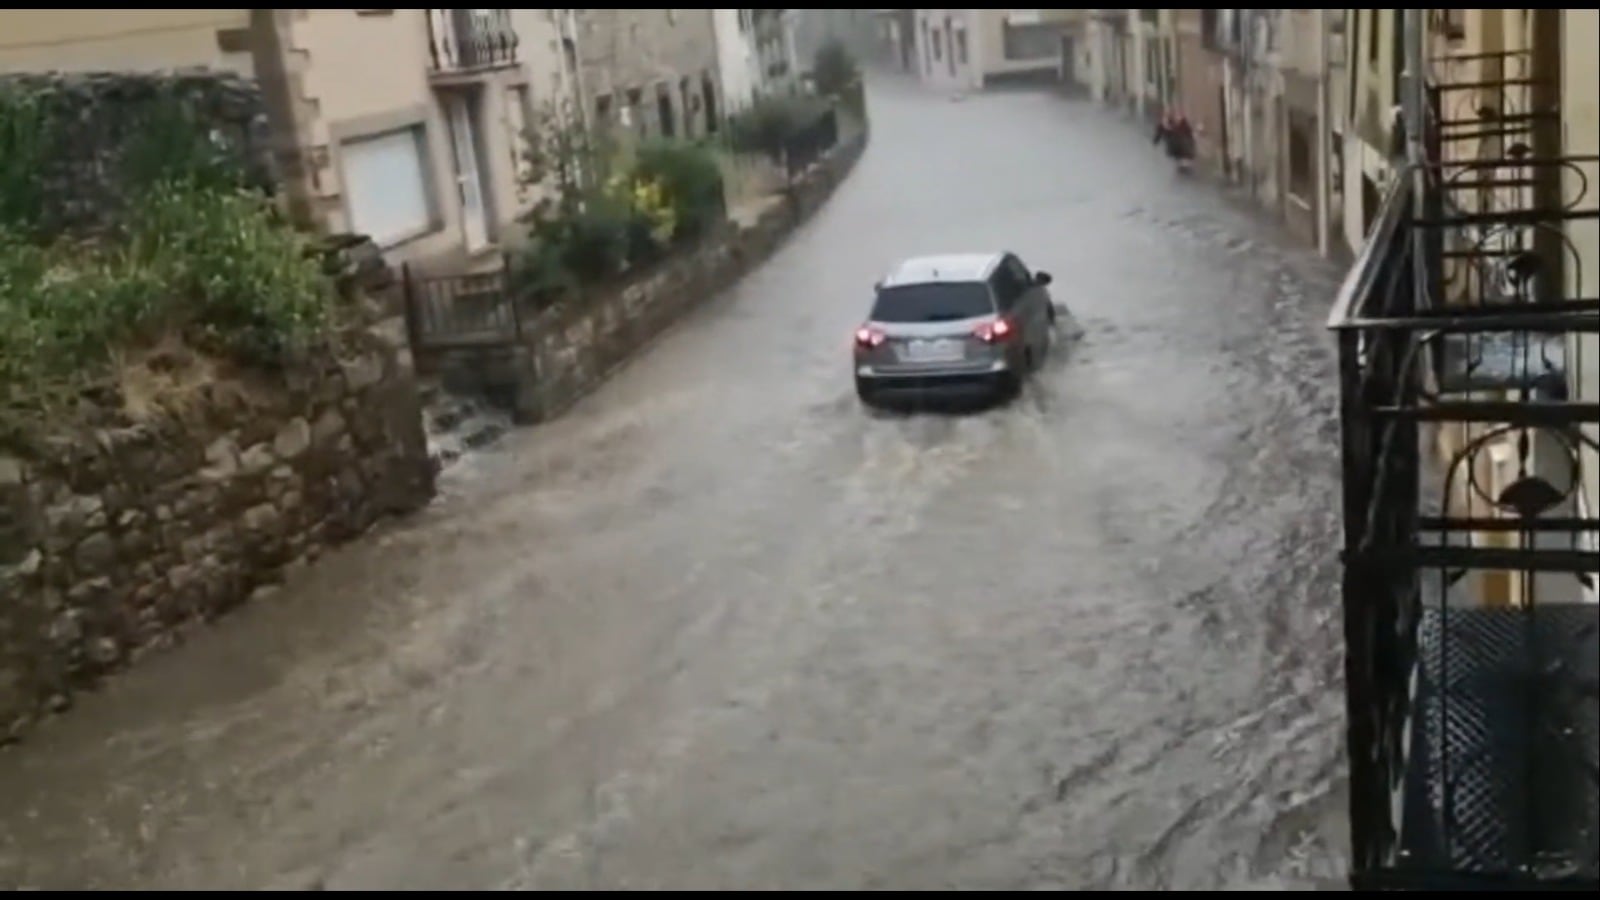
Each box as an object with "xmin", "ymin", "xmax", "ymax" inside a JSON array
[{"xmin": 904, "ymin": 339, "xmax": 962, "ymax": 362}]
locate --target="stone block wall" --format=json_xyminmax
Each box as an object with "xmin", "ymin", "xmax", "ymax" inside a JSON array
[
  {"xmin": 0, "ymin": 70, "xmax": 274, "ymax": 237},
  {"xmin": 511, "ymin": 132, "xmax": 868, "ymax": 423},
  {"xmin": 0, "ymin": 326, "xmax": 435, "ymax": 740}
]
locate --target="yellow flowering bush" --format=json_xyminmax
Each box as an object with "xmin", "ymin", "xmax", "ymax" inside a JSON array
[{"xmin": 606, "ymin": 173, "xmax": 676, "ymax": 247}]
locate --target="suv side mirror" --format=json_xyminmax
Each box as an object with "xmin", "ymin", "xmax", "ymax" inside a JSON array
[{"xmin": 1035, "ymin": 271, "xmax": 1053, "ymax": 286}]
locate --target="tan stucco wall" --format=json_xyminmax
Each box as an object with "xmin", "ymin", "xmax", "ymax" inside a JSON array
[
  {"xmin": 510, "ymin": 9, "xmax": 576, "ymax": 115},
  {"xmin": 283, "ymin": 10, "xmax": 464, "ymax": 267},
  {"xmin": 0, "ymin": 9, "xmax": 252, "ymax": 74},
  {"xmin": 1563, "ymin": 8, "xmax": 1600, "ymax": 551}
]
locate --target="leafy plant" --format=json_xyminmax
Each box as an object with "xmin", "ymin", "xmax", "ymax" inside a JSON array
[
  {"xmin": 0, "ymin": 81, "xmax": 253, "ymax": 241},
  {"xmin": 554, "ymin": 191, "xmax": 634, "ymax": 282},
  {"xmin": 0, "ymin": 178, "xmax": 336, "ymax": 411},
  {"xmin": 812, "ymin": 38, "xmax": 860, "ymax": 99},
  {"xmin": 630, "ymin": 140, "xmax": 724, "ymax": 242},
  {"xmin": 726, "ymin": 94, "xmax": 829, "ymax": 160},
  {"xmin": 0, "ymin": 87, "xmax": 57, "ymax": 237},
  {"xmin": 118, "ymin": 97, "xmax": 247, "ymax": 196}
]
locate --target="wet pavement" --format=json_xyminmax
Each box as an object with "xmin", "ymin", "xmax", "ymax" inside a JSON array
[{"xmin": 0, "ymin": 77, "xmax": 1352, "ymax": 890}]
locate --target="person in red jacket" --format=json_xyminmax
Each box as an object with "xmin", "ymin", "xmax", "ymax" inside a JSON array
[{"xmin": 1153, "ymin": 107, "xmax": 1197, "ymax": 166}]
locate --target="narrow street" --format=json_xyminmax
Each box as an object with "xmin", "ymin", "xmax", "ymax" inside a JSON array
[{"xmin": 0, "ymin": 77, "xmax": 1351, "ymax": 890}]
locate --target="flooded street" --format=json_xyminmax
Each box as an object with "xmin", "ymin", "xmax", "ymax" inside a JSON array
[{"xmin": 0, "ymin": 77, "xmax": 1350, "ymax": 890}]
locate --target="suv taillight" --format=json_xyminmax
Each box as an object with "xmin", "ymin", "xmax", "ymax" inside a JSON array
[
  {"xmin": 974, "ymin": 317, "xmax": 1015, "ymax": 343},
  {"xmin": 855, "ymin": 325, "xmax": 887, "ymax": 349}
]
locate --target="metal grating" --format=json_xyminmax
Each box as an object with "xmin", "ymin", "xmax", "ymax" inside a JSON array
[{"xmin": 1406, "ymin": 603, "xmax": 1599, "ymax": 879}]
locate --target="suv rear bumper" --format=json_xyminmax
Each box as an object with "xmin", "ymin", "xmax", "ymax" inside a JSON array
[{"xmin": 856, "ymin": 361, "xmax": 1015, "ymax": 401}]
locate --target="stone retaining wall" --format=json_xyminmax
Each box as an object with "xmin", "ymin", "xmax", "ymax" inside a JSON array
[
  {"xmin": 0, "ymin": 323, "xmax": 435, "ymax": 740},
  {"xmin": 508, "ymin": 132, "xmax": 868, "ymax": 424},
  {"xmin": 0, "ymin": 70, "xmax": 274, "ymax": 238}
]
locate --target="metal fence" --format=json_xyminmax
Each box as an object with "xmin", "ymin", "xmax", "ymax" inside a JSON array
[
  {"xmin": 781, "ymin": 105, "xmax": 840, "ymax": 179},
  {"xmin": 402, "ymin": 264, "xmax": 522, "ymax": 350}
]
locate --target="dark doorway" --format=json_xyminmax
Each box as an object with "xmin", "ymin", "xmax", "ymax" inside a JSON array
[
  {"xmin": 1059, "ymin": 34, "xmax": 1080, "ymax": 90},
  {"xmin": 700, "ymin": 73, "xmax": 718, "ymax": 133},
  {"xmin": 657, "ymin": 85, "xmax": 675, "ymax": 138}
]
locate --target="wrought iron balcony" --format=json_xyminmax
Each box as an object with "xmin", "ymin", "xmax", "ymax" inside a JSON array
[
  {"xmin": 1327, "ymin": 62, "xmax": 1599, "ymax": 891},
  {"xmin": 426, "ymin": 9, "xmax": 519, "ymax": 77}
]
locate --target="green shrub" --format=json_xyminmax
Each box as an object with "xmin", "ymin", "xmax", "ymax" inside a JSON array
[
  {"xmin": 630, "ymin": 139, "xmax": 725, "ymax": 242},
  {"xmin": 556, "ymin": 191, "xmax": 634, "ymax": 281},
  {"xmin": 812, "ymin": 38, "xmax": 860, "ymax": 99},
  {"xmin": 0, "ymin": 179, "xmax": 335, "ymax": 409},
  {"xmin": 118, "ymin": 99, "xmax": 249, "ymax": 197},
  {"xmin": 0, "ymin": 83, "xmax": 251, "ymax": 240},
  {"xmin": 509, "ymin": 235, "xmax": 577, "ymax": 307},
  {"xmin": 727, "ymin": 94, "xmax": 830, "ymax": 159},
  {"xmin": 129, "ymin": 180, "xmax": 331, "ymax": 364},
  {"xmin": 0, "ymin": 88, "xmax": 56, "ymax": 237}
]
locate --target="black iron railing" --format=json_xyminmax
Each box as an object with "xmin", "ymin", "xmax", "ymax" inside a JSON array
[
  {"xmin": 426, "ymin": 9, "xmax": 520, "ymax": 74},
  {"xmin": 782, "ymin": 106, "xmax": 839, "ymax": 179},
  {"xmin": 1328, "ymin": 65, "xmax": 1599, "ymax": 889},
  {"xmin": 402, "ymin": 264, "xmax": 521, "ymax": 350}
]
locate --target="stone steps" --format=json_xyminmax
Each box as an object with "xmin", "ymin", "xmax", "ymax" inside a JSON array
[{"xmin": 419, "ymin": 378, "xmax": 513, "ymax": 474}]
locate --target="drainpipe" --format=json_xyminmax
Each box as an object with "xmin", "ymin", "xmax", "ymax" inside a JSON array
[
  {"xmin": 1315, "ymin": 9, "xmax": 1331, "ymax": 257},
  {"xmin": 1402, "ymin": 8, "xmax": 1428, "ymax": 310},
  {"xmin": 559, "ymin": 10, "xmax": 589, "ymax": 136}
]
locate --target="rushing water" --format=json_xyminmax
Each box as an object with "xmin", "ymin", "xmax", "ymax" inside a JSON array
[{"xmin": 0, "ymin": 77, "xmax": 1351, "ymax": 890}]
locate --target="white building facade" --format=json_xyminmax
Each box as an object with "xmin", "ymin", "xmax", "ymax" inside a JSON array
[{"xmin": 711, "ymin": 9, "xmax": 762, "ymax": 113}]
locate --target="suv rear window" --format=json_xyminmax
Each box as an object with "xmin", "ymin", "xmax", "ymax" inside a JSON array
[{"xmin": 870, "ymin": 282, "xmax": 995, "ymax": 323}]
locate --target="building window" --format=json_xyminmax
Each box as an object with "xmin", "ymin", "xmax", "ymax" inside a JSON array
[
  {"xmin": 340, "ymin": 125, "xmax": 435, "ymax": 248},
  {"xmin": 595, "ymin": 93, "xmax": 613, "ymax": 130},
  {"xmin": 1367, "ymin": 10, "xmax": 1380, "ymax": 63},
  {"xmin": 656, "ymin": 83, "xmax": 676, "ymax": 138},
  {"xmin": 955, "ymin": 29, "xmax": 968, "ymax": 66},
  {"xmin": 932, "ymin": 29, "xmax": 943, "ymax": 62},
  {"xmin": 679, "ymin": 77, "xmax": 695, "ymax": 138},
  {"xmin": 625, "ymin": 87, "xmax": 643, "ymax": 133},
  {"xmin": 1002, "ymin": 22, "xmax": 1057, "ymax": 61},
  {"xmin": 701, "ymin": 73, "xmax": 719, "ymax": 133}
]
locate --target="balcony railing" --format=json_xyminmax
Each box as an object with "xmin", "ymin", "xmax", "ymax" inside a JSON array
[
  {"xmin": 1327, "ymin": 63, "xmax": 1599, "ymax": 891},
  {"xmin": 426, "ymin": 9, "xmax": 519, "ymax": 75}
]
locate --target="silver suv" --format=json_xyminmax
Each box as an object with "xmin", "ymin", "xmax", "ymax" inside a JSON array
[{"xmin": 853, "ymin": 251, "xmax": 1056, "ymax": 406}]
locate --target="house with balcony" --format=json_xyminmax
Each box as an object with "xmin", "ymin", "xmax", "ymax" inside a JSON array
[
  {"xmin": 1328, "ymin": 7, "xmax": 1597, "ymax": 892},
  {"xmin": 0, "ymin": 9, "xmax": 584, "ymax": 275},
  {"xmin": 572, "ymin": 9, "xmax": 721, "ymax": 143}
]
